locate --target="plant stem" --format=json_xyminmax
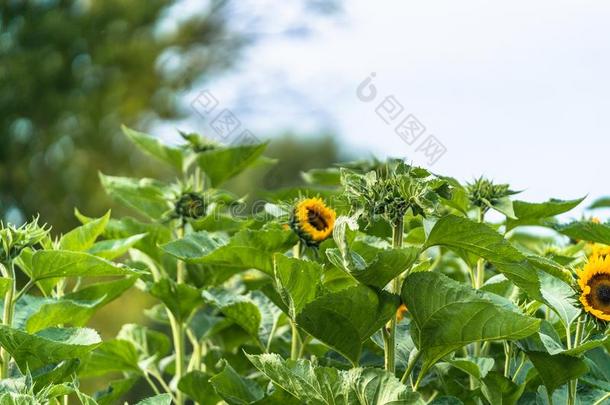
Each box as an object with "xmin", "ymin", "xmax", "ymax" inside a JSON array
[
  {"xmin": 512, "ymin": 352, "xmax": 526, "ymax": 382},
  {"xmin": 171, "ymin": 221, "xmax": 187, "ymax": 405},
  {"xmin": 593, "ymin": 392, "xmax": 610, "ymax": 405},
  {"xmin": 290, "ymin": 241, "xmax": 302, "ymax": 361},
  {"xmin": 169, "ymin": 313, "xmax": 185, "ymax": 405},
  {"xmin": 290, "ymin": 320, "xmax": 300, "ymax": 361},
  {"xmin": 1, "ymin": 260, "xmax": 16, "ymax": 378},
  {"xmin": 384, "ymin": 218, "xmax": 404, "ymax": 374},
  {"xmin": 400, "ymin": 349, "xmax": 421, "ymax": 384},
  {"xmin": 503, "ymin": 342, "xmax": 512, "ymax": 378},
  {"xmin": 568, "ymin": 318, "xmax": 583, "ymax": 405}
]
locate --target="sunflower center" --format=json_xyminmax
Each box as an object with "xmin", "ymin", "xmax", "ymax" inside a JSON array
[
  {"xmin": 597, "ymin": 285, "xmax": 610, "ymax": 305},
  {"xmin": 307, "ymin": 208, "xmax": 328, "ymax": 231}
]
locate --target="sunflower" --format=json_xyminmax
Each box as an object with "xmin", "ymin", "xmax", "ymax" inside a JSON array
[
  {"xmin": 290, "ymin": 198, "xmax": 336, "ymax": 245},
  {"xmin": 396, "ymin": 304, "xmax": 408, "ymax": 322},
  {"xmin": 589, "ymin": 243, "xmax": 610, "ymax": 261},
  {"xmin": 577, "ymin": 256, "xmax": 610, "ymax": 322}
]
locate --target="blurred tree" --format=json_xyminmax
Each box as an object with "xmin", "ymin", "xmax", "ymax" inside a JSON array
[{"xmin": 0, "ymin": 0, "xmax": 242, "ymax": 230}]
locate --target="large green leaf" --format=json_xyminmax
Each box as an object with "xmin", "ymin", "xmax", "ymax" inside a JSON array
[
  {"xmin": 103, "ymin": 217, "xmax": 171, "ymax": 261},
  {"xmin": 273, "ymin": 254, "xmax": 324, "ymax": 319},
  {"xmin": 554, "ymin": 220, "xmax": 610, "ymax": 244},
  {"xmin": 296, "ymin": 285, "xmax": 399, "ymax": 365},
  {"xmin": 99, "ymin": 173, "xmax": 171, "ymax": 220},
  {"xmin": 327, "ymin": 246, "xmax": 419, "ymax": 289},
  {"xmin": 60, "ymin": 210, "xmax": 110, "ymax": 251},
  {"xmin": 402, "ymin": 272, "xmax": 540, "ymax": 375},
  {"xmin": 209, "ymin": 362, "xmax": 265, "ymax": 405},
  {"xmin": 87, "ymin": 233, "xmax": 147, "ymax": 260},
  {"xmin": 80, "ymin": 339, "xmax": 140, "ymax": 377},
  {"xmin": 30, "ymin": 250, "xmax": 136, "ymax": 281},
  {"xmin": 202, "ymin": 289, "xmax": 281, "ymax": 350},
  {"xmin": 526, "ymin": 351, "xmax": 588, "ymax": 395},
  {"xmin": 539, "ymin": 272, "xmax": 580, "ymax": 330},
  {"xmin": 163, "ymin": 226, "xmax": 296, "ymax": 275},
  {"xmin": 247, "ymin": 353, "xmax": 424, "ymax": 404},
  {"xmin": 150, "ymin": 279, "xmax": 201, "ymax": 322},
  {"xmin": 506, "ymin": 197, "xmax": 585, "ymax": 230},
  {"xmin": 122, "ymin": 125, "xmax": 184, "ymax": 171},
  {"xmin": 195, "ymin": 142, "xmax": 268, "ymax": 187},
  {"xmin": 178, "ymin": 371, "xmax": 222, "ymax": 405},
  {"xmin": 0, "ymin": 326, "xmax": 101, "ymax": 371},
  {"xmin": 423, "ymin": 215, "xmax": 543, "ymax": 301},
  {"xmin": 19, "ymin": 276, "xmax": 137, "ymax": 333},
  {"xmin": 93, "ymin": 378, "xmax": 138, "ymax": 405}
]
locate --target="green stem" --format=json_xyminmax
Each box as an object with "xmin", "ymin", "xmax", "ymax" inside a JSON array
[
  {"xmin": 593, "ymin": 392, "xmax": 610, "ymax": 405},
  {"xmin": 400, "ymin": 349, "xmax": 421, "ymax": 385},
  {"xmin": 169, "ymin": 313, "xmax": 185, "ymax": 405},
  {"xmin": 503, "ymin": 342, "xmax": 512, "ymax": 378},
  {"xmin": 290, "ymin": 241, "xmax": 302, "ymax": 361},
  {"xmin": 385, "ymin": 219, "xmax": 404, "ymax": 374},
  {"xmin": 568, "ymin": 318, "xmax": 583, "ymax": 405},
  {"xmin": 290, "ymin": 320, "xmax": 300, "ymax": 361},
  {"xmin": 1, "ymin": 260, "xmax": 16, "ymax": 378}
]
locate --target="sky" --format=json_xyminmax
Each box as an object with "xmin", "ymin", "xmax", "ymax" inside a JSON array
[{"xmin": 169, "ymin": 0, "xmax": 610, "ymax": 216}]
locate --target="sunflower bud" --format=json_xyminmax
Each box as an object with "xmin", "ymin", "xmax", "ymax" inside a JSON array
[
  {"xmin": 175, "ymin": 192, "xmax": 207, "ymax": 219},
  {"xmin": 290, "ymin": 198, "xmax": 336, "ymax": 246},
  {"xmin": 466, "ymin": 177, "xmax": 514, "ymax": 212}
]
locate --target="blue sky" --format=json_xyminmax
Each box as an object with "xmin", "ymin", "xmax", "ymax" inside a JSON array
[{"xmin": 163, "ymin": 0, "xmax": 610, "ymax": 216}]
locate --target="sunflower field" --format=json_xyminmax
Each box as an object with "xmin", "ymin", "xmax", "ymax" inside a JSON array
[{"xmin": 0, "ymin": 126, "xmax": 609, "ymax": 405}]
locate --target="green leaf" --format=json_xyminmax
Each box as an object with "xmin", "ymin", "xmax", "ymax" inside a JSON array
[
  {"xmin": 99, "ymin": 173, "xmax": 170, "ymax": 220},
  {"xmin": 480, "ymin": 372, "xmax": 525, "ymax": 405},
  {"xmin": 485, "ymin": 196, "xmax": 516, "ymax": 219},
  {"xmin": 0, "ymin": 326, "xmax": 101, "ymax": 371},
  {"xmin": 449, "ymin": 357, "xmax": 495, "ymax": 380},
  {"xmin": 327, "ymin": 246, "xmax": 419, "ymax": 289},
  {"xmin": 209, "ymin": 361, "xmax": 264, "ymax": 405},
  {"xmin": 195, "ymin": 142, "xmax": 268, "ymax": 187},
  {"xmin": 150, "ymin": 279, "xmax": 201, "ymax": 322},
  {"xmin": 30, "ymin": 250, "xmax": 136, "ymax": 281},
  {"xmin": 135, "ymin": 394, "xmax": 173, "ymax": 405},
  {"xmin": 402, "ymin": 272, "xmax": 540, "ymax": 375},
  {"xmin": 539, "ymin": 272, "xmax": 580, "ymax": 330},
  {"xmin": 122, "ymin": 125, "xmax": 184, "ymax": 171},
  {"xmin": 31, "ymin": 359, "xmax": 80, "ymax": 390},
  {"xmin": 160, "ymin": 231, "xmax": 227, "ymax": 261},
  {"xmin": 506, "ymin": 197, "xmax": 585, "ymax": 230},
  {"xmin": 163, "ymin": 226, "xmax": 296, "ymax": 275},
  {"xmin": 203, "ymin": 289, "xmax": 281, "ymax": 349},
  {"xmin": 273, "ymin": 254, "xmax": 323, "ymax": 318},
  {"xmin": 60, "ymin": 210, "xmax": 110, "ymax": 251},
  {"xmin": 423, "ymin": 215, "xmax": 543, "ymax": 301},
  {"xmin": 80, "ymin": 339, "xmax": 140, "ymax": 377},
  {"xmin": 526, "ymin": 351, "xmax": 588, "ymax": 395},
  {"xmin": 588, "ymin": 197, "xmax": 610, "ymax": 209},
  {"xmin": 21, "ymin": 277, "xmax": 137, "ymax": 333},
  {"xmin": 554, "ymin": 221, "xmax": 610, "ymax": 244},
  {"xmin": 94, "ymin": 378, "xmax": 138, "ymax": 405},
  {"xmin": 296, "ymin": 285, "xmax": 399, "ymax": 364},
  {"xmin": 87, "ymin": 233, "xmax": 147, "ymax": 260},
  {"xmin": 178, "ymin": 371, "xmax": 222, "ymax": 405},
  {"xmin": 116, "ymin": 324, "xmax": 171, "ymax": 360},
  {"xmin": 247, "ymin": 353, "xmax": 424, "ymax": 404}
]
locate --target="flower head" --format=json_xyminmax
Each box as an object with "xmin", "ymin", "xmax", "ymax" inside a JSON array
[
  {"xmin": 175, "ymin": 192, "xmax": 207, "ymax": 219},
  {"xmin": 396, "ymin": 304, "xmax": 408, "ymax": 322},
  {"xmin": 577, "ymin": 255, "xmax": 610, "ymax": 322},
  {"xmin": 290, "ymin": 198, "xmax": 336, "ymax": 245}
]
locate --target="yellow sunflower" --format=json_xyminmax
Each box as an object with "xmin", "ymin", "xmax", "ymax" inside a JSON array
[
  {"xmin": 589, "ymin": 243, "xmax": 610, "ymax": 261},
  {"xmin": 577, "ymin": 255, "xmax": 610, "ymax": 321},
  {"xmin": 290, "ymin": 198, "xmax": 336, "ymax": 244},
  {"xmin": 396, "ymin": 304, "xmax": 408, "ymax": 322}
]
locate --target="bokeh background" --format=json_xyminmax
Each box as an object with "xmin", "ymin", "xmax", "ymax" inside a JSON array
[{"xmin": 1, "ymin": 0, "xmax": 609, "ymax": 400}]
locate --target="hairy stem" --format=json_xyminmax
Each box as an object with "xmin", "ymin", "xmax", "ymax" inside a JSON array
[
  {"xmin": 1, "ymin": 261, "xmax": 16, "ymax": 378},
  {"xmin": 384, "ymin": 219, "xmax": 403, "ymax": 374},
  {"xmin": 290, "ymin": 241, "xmax": 302, "ymax": 361},
  {"xmin": 568, "ymin": 318, "xmax": 583, "ymax": 405},
  {"xmin": 171, "ymin": 221, "xmax": 187, "ymax": 404}
]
